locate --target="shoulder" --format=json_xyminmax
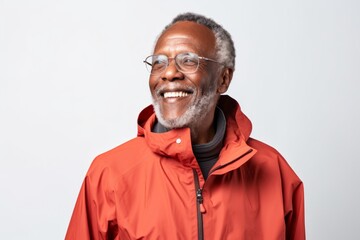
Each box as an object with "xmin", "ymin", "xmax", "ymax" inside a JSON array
[
  {"xmin": 247, "ymin": 137, "xmax": 302, "ymax": 184},
  {"xmin": 87, "ymin": 136, "xmax": 153, "ymax": 178},
  {"xmin": 247, "ymin": 137, "xmax": 283, "ymax": 160}
]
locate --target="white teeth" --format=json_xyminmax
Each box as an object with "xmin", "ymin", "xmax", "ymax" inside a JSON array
[{"xmin": 163, "ymin": 91, "xmax": 189, "ymax": 98}]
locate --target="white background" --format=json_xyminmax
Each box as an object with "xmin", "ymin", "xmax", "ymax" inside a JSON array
[{"xmin": 1, "ymin": 0, "xmax": 359, "ymax": 239}]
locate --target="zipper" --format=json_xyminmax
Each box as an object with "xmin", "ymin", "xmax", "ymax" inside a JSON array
[
  {"xmin": 193, "ymin": 169, "xmax": 205, "ymax": 240},
  {"xmin": 192, "ymin": 148, "xmax": 253, "ymax": 239}
]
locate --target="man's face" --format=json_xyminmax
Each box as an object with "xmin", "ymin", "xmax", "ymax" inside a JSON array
[{"xmin": 149, "ymin": 21, "xmax": 221, "ymax": 129}]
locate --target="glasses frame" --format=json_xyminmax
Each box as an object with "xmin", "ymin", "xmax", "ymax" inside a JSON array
[{"xmin": 143, "ymin": 52, "xmax": 221, "ymax": 75}]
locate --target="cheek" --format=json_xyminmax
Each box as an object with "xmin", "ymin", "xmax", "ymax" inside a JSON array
[
  {"xmin": 195, "ymin": 76, "xmax": 215, "ymax": 94},
  {"xmin": 187, "ymin": 72, "xmax": 208, "ymax": 88},
  {"xmin": 149, "ymin": 76, "xmax": 158, "ymax": 92},
  {"xmin": 190, "ymin": 65, "xmax": 218, "ymax": 92},
  {"xmin": 148, "ymin": 85, "xmax": 157, "ymax": 99}
]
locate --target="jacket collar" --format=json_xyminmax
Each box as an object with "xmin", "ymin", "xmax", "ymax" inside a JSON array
[{"xmin": 137, "ymin": 95, "xmax": 256, "ymax": 169}]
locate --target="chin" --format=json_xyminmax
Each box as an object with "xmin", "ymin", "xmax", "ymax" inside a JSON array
[
  {"xmin": 152, "ymin": 92, "xmax": 218, "ymax": 130},
  {"xmin": 153, "ymin": 105, "xmax": 190, "ymax": 129}
]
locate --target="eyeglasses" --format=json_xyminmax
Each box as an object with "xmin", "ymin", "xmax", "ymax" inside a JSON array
[{"xmin": 143, "ymin": 52, "xmax": 221, "ymax": 75}]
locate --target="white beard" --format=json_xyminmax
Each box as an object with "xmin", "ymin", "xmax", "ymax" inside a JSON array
[{"xmin": 152, "ymin": 80, "xmax": 218, "ymax": 136}]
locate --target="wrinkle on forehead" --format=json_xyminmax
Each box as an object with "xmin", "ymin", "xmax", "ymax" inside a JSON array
[
  {"xmin": 154, "ymin": 38, "xmax": 200, "ymax": 56},
  {"xmin": 154, "ymin": 21, "xmax": 216, "ymax": 57}
]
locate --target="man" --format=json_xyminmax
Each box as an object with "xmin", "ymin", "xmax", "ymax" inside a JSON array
[{"xmin": 66, "ymin": 12, "xmax": 305, "ymax": 239}]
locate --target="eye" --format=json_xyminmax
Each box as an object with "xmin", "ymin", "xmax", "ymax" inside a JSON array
[
  {"xmin": 151, "ymin": 55, "xmax": 168, "ymax": 70},
  {"xmin": 179, "ymin": 53, "xmax": 198, "ymax": 66}
]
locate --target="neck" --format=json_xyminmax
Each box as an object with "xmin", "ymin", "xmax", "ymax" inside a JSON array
[{"xmin": 189, "ymin": 110, "xmax": 216, "ymax": 145}]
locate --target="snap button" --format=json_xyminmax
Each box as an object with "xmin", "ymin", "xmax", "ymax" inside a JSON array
[{"xmin": 176, "ymin": 138, "xmax": 182, "ymax": 144}]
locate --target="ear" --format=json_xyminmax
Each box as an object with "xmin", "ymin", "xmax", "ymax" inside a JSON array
[{"xmin": 217, "ymin": 67, "xmax": 233, "ymax": 94}]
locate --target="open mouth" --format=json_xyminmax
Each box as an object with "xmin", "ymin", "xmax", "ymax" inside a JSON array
[
  {"xmin": 156, "ymin": 84, "xmax": 195, "ymax": 100},
  {"xmin": 163, "ymin": 91, "xmax": 190, "ymax": 98}
]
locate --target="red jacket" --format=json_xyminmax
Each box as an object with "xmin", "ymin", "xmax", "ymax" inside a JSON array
[{"xmin": 66, "ymin": 95, "xmax": 305, "ymax": 240}]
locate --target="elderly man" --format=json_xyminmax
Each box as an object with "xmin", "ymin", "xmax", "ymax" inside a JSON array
[{"xmin": 66, "ymin": 13, "xmax": 305, "ymax": 240}]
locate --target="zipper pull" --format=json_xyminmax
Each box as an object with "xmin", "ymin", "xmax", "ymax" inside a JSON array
[{"xmin": 197, "ymin": 188, "xmax": 206, "ymax": 213}]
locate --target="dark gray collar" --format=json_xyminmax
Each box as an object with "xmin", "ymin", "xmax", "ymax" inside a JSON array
[{"xmin": 192, "ymin": 107, "xmax": 226, "ymax": 162}]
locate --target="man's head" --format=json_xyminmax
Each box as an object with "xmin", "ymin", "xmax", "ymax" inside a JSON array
[
  {"xmin": 147, "ymin": 13, "xmax": 235, "ymax": 141},
  {"xmin": 163, "ymin": 13, "xmax": 236, "ymax": 70}
]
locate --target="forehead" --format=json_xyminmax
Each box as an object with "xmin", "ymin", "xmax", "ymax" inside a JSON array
[{"xmin": 154, "ymin": 21, "xmax": 216, "ymax": 56}]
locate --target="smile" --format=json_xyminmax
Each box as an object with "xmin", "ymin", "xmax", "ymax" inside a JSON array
[{"xmin": 163, "ymin": 91, "xmax": 190, "ymax": 98}]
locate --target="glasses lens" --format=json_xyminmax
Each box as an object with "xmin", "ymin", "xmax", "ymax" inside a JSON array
[
  {"xmin": 176, "ymin": 52, "xmax": 199, "ymax": 73},
  {"xmin": 144, "ymin": 55, "xmax": 168, "ymax": 75},
  {"xmin": 144, "ymin": 56, "xmax": 153, "ymax": 73}
]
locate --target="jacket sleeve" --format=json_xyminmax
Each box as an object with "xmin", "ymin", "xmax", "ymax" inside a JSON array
[
  {"xmin": 285, "ymin": 182, "xmax": 306, "ymax": 240},
  {"xmin": 65, "ymin": 165, "xmax": 119, "ymax": 240}
]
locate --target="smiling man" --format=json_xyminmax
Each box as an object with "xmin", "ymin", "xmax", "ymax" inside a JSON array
[
  {"xmin": 149, "ymin": 20, "xmax": 231, "ymax": 145},
  {"xmin": 66, "ymin": 13, "xmax": 305, "ymax": 240}
]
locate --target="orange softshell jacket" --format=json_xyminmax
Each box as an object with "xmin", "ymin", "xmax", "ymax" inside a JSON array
[{"xmin": 66, "ymin": 95, "xmax": 305, "ymax": 240}]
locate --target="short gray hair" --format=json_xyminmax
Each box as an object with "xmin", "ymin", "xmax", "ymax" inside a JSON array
[{"xmin": 162, "ymin": 12, "xmax": 236, "ymax": 70}]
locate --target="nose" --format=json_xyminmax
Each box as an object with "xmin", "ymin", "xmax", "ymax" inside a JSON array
[{"xmin": 160, "ymin": 59, "xmax": 184, "ymax": 82}]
